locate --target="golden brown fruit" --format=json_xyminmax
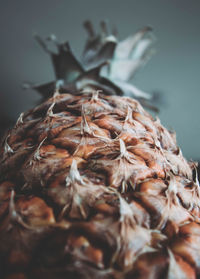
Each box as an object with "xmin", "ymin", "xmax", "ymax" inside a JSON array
[{"xmin": 0, "ymin": 91, "xmax": 199, "ymax": 278}]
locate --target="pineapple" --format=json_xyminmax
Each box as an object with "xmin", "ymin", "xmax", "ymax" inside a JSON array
[{"xmin": 0, "ymin": 21, "xmax": 200, "ymax": 279}]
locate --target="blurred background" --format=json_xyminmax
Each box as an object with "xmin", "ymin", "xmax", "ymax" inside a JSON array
[{"xmin": 0, "ymin": 0, "xmax": 200, "ymax": 161}]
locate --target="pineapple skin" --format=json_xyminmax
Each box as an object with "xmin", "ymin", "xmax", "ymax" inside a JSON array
[{"xmin": 0, "ymin": 91, "xmax": 199, "ymax": 279}]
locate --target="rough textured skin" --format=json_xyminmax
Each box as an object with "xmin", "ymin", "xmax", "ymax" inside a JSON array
[{"xmin": 0, "ymin": 91, "xmax": 199, "ymax": 279}]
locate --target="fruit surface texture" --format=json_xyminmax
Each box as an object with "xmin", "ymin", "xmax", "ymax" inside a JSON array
[{"xmin": 0, "ymin": 91, "xmax": 199, "ymax": 279}]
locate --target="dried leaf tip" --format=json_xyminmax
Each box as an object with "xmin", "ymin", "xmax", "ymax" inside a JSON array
[
  {"xmin": 30, "ymin": 137, "xmax": 47, "ymax": 165},
  {"xmin": 192, "ymin": 167, "xmax": 200, "ymax": 199},
  {"xmin": 66, "ymin": 160, "xmax": 85, "ymax": 186},
  {"xmin": 47, "ymin": 87, "xmax": 61, "ymax": 117},
  {"xmin": 83, "ymin": 20, "xmax": 95, "ymax": 38},
  {"xmin": 81, "ymin": 106, "xmax": 91, "ymax": 135},
  {"xmin": 91, "ymin": 90, "xmax": 101, "ymax": 102},
  {"xmin": 119, "ymin": 139, "xmax": 128, "ymax": 158},
  {"xmin": 125, "ymin": 106, "xmax": 133, "ymax": 123},
  {"xmin": 194, "ymin": 167, "xmax": 200, "ymax": 187},
  {"xmin": 15, "ymin": 112, "xmax": 24, "ymax": 127},
  {"xmin": 9, "ymin": 190, "xmax": 18, "ymax": 220},
  {"xmin": 47, "ymin": 102, "xmax": 56, "ymax": 117},
  {"xmin": 8, "ymin": 190, "xmax": 33, "ymax": 229},
  {"xmin": 165, "ymin": 174, "xmax": 179, "ymax": 206},
  {"xmin": 4, "ymin": 135, "xmax": 14, "ymax": 155},
  {"xmin": 119, "ymin": 196, "xmax": 133, "ymax": 222}
]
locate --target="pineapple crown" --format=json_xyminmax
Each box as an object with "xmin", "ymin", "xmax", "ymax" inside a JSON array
[{"xmin": 24, "ymin": 20, "xmax": 156, "ymax": 110}]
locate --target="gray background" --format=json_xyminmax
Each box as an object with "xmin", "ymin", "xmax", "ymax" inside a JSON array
[{"xmin": 0, "ymin": 0, "xmax": 200, "ymax": 160}]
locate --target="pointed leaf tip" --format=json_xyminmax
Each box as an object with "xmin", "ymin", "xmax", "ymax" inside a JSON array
[
  {"xmin": 119, "ymin": 139, "xmax": 127, "ymax": 157},
  {"xmin": 66, "ymin": 160, "xmax": 85, "ymax": 186}
]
